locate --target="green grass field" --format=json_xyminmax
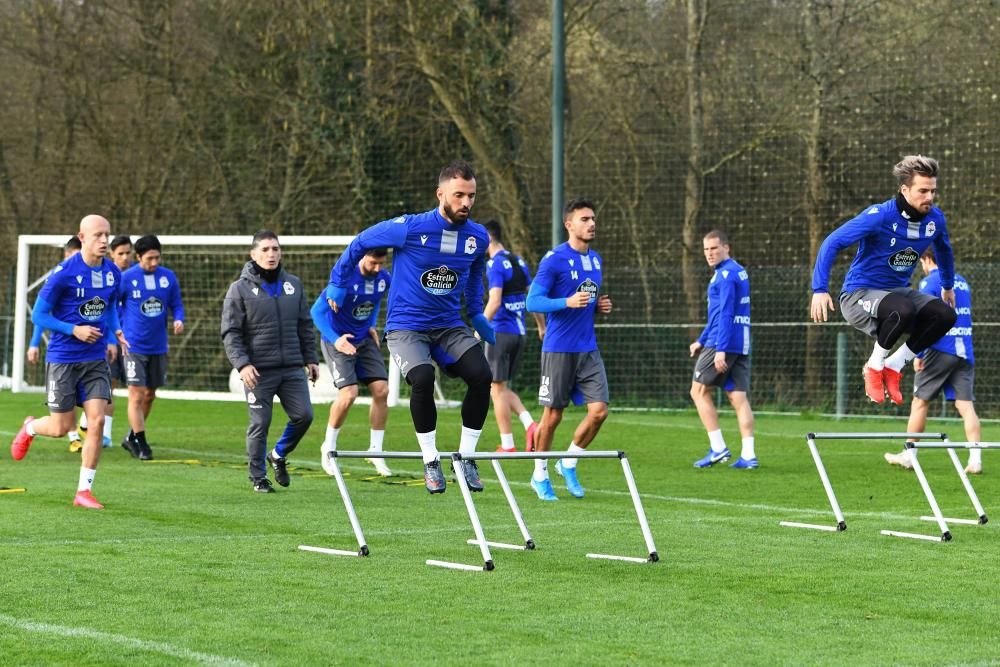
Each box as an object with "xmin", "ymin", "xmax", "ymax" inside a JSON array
[{"xmin": 2, "ymin": 391, "xmax": 999, "ymax": 666}]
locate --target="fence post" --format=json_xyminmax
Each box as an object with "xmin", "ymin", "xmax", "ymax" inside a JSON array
[{"xmin": 835, "ymin": 331, "xmax": 847, "ymax": 419}]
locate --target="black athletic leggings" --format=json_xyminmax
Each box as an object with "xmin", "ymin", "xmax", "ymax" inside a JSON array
[
  {"xmin": 875, "ymin": 293, "xmax": 956, "ymax": 353},
  {"xmin": 406, "ymin": 347, "xmax": 493, "ymax": 434}
]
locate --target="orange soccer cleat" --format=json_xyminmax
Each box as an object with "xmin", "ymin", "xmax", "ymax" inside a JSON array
[
  {"xmin": 73, "ymin": 489, "xmax": 104, "ymax": 509},
  {"xmin": 882, "ymin": 367, "xmax": 904, "ymax": 405},
  {"xmin": 11, "ymin": 417, "xmax": 35, "ymax": 461},
  {"xmin": 862, "ymin": 366, "xmax": 885, "ymax": 404}
]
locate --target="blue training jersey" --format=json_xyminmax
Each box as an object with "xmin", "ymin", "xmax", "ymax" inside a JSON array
[
  {"xmin": 36, "ymin": 253, "xmax": 122, "ymax": 363},
  {"xmin": 697, "ymin": 257, "xmax": 751, "ymax": 355},
  {"xmin": 120, "ymin": 264, "xmax": 185, "ymax": 355},
  {"xmin": 316, "ymin": 265, "xmax": 390, "ymax": 342},
  {"xmin": 330, "ymin": 209, "xmax": 489, "ymax": 332},
  {"xmin": 812, "ymin": 197, "xmax": 954, "ymax": 295},
  {"xmin": 486, "ymin": 250, "xmax": 532, "ymax": 335},
  {"xmin": 920, "ymin": 269, "xmax": 973, "ymax": 365},
  {"xmin": 532, "ymin": 242, "xmax": 602, "ymax": 353}
]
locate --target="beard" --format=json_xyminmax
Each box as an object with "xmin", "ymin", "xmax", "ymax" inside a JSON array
[{"xmin": 443, "ymin": 203, "xmax": 469, "ymax": 224}]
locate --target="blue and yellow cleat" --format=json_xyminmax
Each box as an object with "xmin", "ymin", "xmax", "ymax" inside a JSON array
[
  {"xmin": 530, "ymin": 477, "xmax": 558, "ymax": 501},
  {"xmin": 555, "ymin": 460, "xmax": 585, "ymax": 498},
  {"xmin": 693, "ymin": 447, "xmax": 731, "ymax": 468},
  {"xmin": 729, "ymin": 457, "xmax": 758, "ymax": 469}
]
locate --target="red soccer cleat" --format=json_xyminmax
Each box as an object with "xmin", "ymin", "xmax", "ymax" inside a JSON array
[
  {"xmin": 882, "ymin": 367, "xmax": 904, "ymax": 405},
  {"xmin": 862, "ymin": 366, "xmax": 885, "ymax": 404},
  {"xmin": 525, "ymin": 422, "xmax": 537, "ymax": 452},
  {"xmin": 495, "ymin": 445, "xmax": 518, "ymax": 453},
  {"xmin": 11, "ymin": 416, "xmax": 35, "ymax": 461},
  {"xmin": 73, "ymin": 490, "xmax": 104, "ymax": 509}
]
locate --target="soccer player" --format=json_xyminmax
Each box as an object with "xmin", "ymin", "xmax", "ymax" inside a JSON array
[
  {"xmin": 885, "ymin": 249, "xmax": 982, "ymax": 474},
  {"xmin": 10, "ymin": 215, "xmax": 128, "ymax": 509},
  {"xmin": 119, "ymin": 235, "xmax": 185, "ymax": 461},
  {"xmin": 313, "ymin": 248, "xmax": 392, "ymax": 477},
  {"xmin": 222, "ymin": 231, "xmax": 319, "ymax": 493},
  {"xmin": 26, "ymin": 236, "xmax": 85, "ymax": 451},
  {"xmin": 79, "ymin": 234, "xmax": 132, "ymax": 447},
  {"xmin": 811, "ymin": 155, "xmax": 957, "ymax": 405},
  {"xmin": 327, "ymin": 160, "xmax": 494, "ymax": 495},
  {"xmin": 525, "ymin": 198, "xmax": 611, "ymax": 500},
  {"xmin": 482, "ymin": 219, "xmax": 545, "ymax": 453},
  {"xmin": 689, "ymin": 230, "xmax": 756, "ymax": 469}
]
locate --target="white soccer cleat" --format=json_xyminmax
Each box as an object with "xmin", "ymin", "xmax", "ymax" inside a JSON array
[
  {"xmin": 883, "ymin": 450, "xmax": 913, "ymax": 470},
  {"xmin": 365, "ymin": 455, "xmax": 392, "ymax": 477},
  {"xmin": 965, "ymin": 463, "xmax": 983, "ymax": 475},
  {"xmin": 320, "ymin": 441, "xmax": 336, "ymax": 476}
]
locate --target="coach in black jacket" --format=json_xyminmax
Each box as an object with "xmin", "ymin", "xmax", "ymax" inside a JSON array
[{"xmin": 222, "ymin": 230, "xmax": 319, "ymax": 493}]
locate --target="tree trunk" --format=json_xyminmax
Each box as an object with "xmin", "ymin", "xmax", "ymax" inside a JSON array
[{"xmin": 682, "ymin": 0, "xmax": 708, "ymax": 331}]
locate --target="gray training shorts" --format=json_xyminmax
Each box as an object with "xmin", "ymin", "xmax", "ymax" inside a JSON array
[
  {"xmin": 124, "ymin": 352, "xmax": 168, "ymax": 389},
  {"xmin": 322, "ymin": 337, "xmax": 388, "ymax": 388},
  {"xmin": 839, "ymin": 287, "xmax": 939, "ymax": 338},
  {"xmin": 538, "ymin": 349, "xmax": 609, "ymax": 410},
  {"xmin": 485, "ymin": 332, "xmax": 526, "ymax": 383},
  {"xmin": 386, "ymin": 327, "xmax": 482, "ymax": 379},
  {"xmin": 913, "ymin": 349, "xmax": 975, "ymax": 402},
  {"xmin": 45, "ymin": 359, "xmax": 112, "ymax": 412},
  {"xmin": 692, "ymin": 347, "xmax": 751, "ymax": 392}
]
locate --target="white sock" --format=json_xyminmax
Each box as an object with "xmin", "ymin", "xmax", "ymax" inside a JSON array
[
  {"xmin": 78, "ymin": 467, "xmax": 96, "ymax": 492},
  {"xmin": 563, "ymin": 442, "xmax": 585, "ymax": 469},
  {"xmin": 324, "ymin": 426, "xmax": 339, "ymax": 450},
  {"xmin": 459, "ymin": 426, "xmax": 482, "ymax": 455},
  {"xmin": 533, "ymin": 459, "xmax": 549, "ymax": 481},
  {"xmin": 518, "ymin": 411, "xmax": 534, "ymax": 430},
  {"xmin": 499, "ymin": 433, "xmax": 516, "ymax": 451},
  {"xmin": 884, "ymin": 344, "xmax": 916, "ymax": 372},
  {"xmin": 708, "ymin": 429, "xmax": 727, "ymax": 453},
  {"xmin": 868, "ymin": 343, "xmax": 891, "ymax": 370},
  {"xmin": 103, "ymin": 416, "xmax": 113, "ymax": 439},
  {"xmin": 79, "ymin": 413, "xmax": 88, "ymax": 430},
  {"xmin": 741, "ymin": 436, "xmax": 756, "ymax": 460},
  {"xmin": 969, "ymin": 448, "xmax": 982, "ymax": 466},
  {"xmin": 269, "ymin": 448, "xmax": 284, "ymax": 461},
  {"xmin": 26, "ymin": 421, "xmax": 37, "ymax": 437},
  {"xmin": 68, "ymin": 430, "xmax": 80, "ymax": 442},
  {"xmin": 416, "ymin": 430, "xmax": 438, "ymax": 464},
  {"xmin": 369, "ymin": 429, "xmax": 385, "ymax": 452}
]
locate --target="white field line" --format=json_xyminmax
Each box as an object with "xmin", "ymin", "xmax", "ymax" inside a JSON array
[{"xmin": 0, "ymin": 614, "xmax": 256, "ymax": 667}]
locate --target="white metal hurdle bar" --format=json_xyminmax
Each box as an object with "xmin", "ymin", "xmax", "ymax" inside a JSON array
[
  {"xmin": 299, "ymin": 449, "xmax": 659, "ymax": 571},
  {"xmin": 779, "ymin": 432, "xmax": 961, "ymax": 542},
  {"xmin": 904, "ymin": 440, "xmax": 990, "ymax": 529}
]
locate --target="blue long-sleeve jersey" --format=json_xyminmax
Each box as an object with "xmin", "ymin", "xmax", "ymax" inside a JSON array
[
  {"xmin": 697, "ymin": 257, "xmax": 751, "ymax": 355},
  {"xmin": 330, "ymin": 209, "xmax": 489, "ymax": 332},
  {"xmin": 528, "ymin": 242, "xmax": 603, "ymax": 354},
  {"xmin": 34, "ymin": 252, "xmax": 122, "ymax": 363},
  {"xmin": 313, "ymin": 265, "xmax": 390, "ymax": 343},
  {"xmin": 920, "ymin": 269, "xmax": 973, "ymax": 365},
  {"xmin": 812, "ymin": 197, "xmax": 953, "ymax": 295},
  {"xmin": 486, "ymin": 250, "xmax": 532, "ymax": 335},
  {"xmin": 120, "ymin": 264, "xmax": 185, "ymax": 355}
]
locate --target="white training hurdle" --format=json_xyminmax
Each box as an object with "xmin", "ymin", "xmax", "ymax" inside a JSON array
[
  {"xmin": 780, "ymin": 431, "xmax": 990, "ymax": 542},
  {"xmin": 299, "ymin": 449, "xmax": 659, "ymax": 571}
]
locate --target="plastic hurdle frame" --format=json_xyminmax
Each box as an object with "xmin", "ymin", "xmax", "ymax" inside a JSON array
[
  {"xmin": 780, "ymin": 432, "xmax": 968, "ymax": 542},
  {"xmin": 299, "ymin": 449, "xmax": 659, "ymax": 571},
  {"xmin": 904, "ymin": 440, "xmax": 990, "ymax": 530}
]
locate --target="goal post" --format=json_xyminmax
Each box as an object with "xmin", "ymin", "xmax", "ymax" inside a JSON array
[{"xmin": 11, "ymin": 233, "xmax": 422, "ymax": 406}]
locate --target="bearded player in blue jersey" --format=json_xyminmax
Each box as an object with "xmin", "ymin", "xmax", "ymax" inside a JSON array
[
  {"xmin": 328, "ymin": 160, "xmax": 493, "ymax": 494},
  {"xmin": 11, "ymin": 215, "xmax": 129, "ymax": 509},
  {"xmin": 885, "ymin": 248, "xmax": 982, "ymax": 474},
  {"xmin": 119, "ymin": 235, "xmax": 185, "ymax": 461},
  {"xmin": 811, "ymin": 155, "xmax": 956, "ymax": 406},
  {"xmin": 525, "ymin": 198, "xmax": 612, "ymax": 500},
  {"xmin": 314, "ymin": 248, "xmax": 392, "ymax": 477},
  {"xmin": 690, "ymin": 230, "xmax": 756, "ymax": 469}
]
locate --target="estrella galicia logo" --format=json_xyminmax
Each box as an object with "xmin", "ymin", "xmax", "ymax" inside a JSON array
[
  {"xmin": 420, "ymin": 266, "xmax": 458, "ymax": 295},
  {"xmin": 888, "ymin": 247, "xmax": 919, "ymax": 272},
  {"xmin": 576, "ymin": 278, "xmax": 599, "ymax": 301},
  {"xmin": 78, "ymin": 296, "xmax": 107, "ymax": 321},
  {"xmin": 140, "ymin": 296, "xmax": 164, "ymax": 317},
  {"xmin": 352, "ymin": 301, "xmax": 375, "ymax": 321}
]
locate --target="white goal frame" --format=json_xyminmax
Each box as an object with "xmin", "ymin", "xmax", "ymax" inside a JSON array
[{"xmin": 12, "ymin": 234, "xmax": 424, "ymax": 406}]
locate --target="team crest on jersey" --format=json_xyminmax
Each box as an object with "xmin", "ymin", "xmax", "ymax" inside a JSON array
[
  {"xmin": 378, "ymin": 279, "xmax": 386, "ymax": 292},
  {"xmin": 925, "ymin": 221, "xmax": 936, "ymax": 237},
  {"xmin": 352, "ymin": 301, "xmax": 375, "ymax": 321},
  {"xmin": 577, "ymin": 278, "xmax": 599, "ymax": 301},
  {"xmin": 465, "ymin": 236, "xmax": 477, "ymax": 254},
  {"xmin": 283, "ymin": 281, "xmax": 295, "ymax": 295},
  {"xmin": 420, "ymin": 265, "xmax": 458, "ymax": 295},
  {"xmin": 106, "ymin": 272, "xmax": 115, "ymax": 285},
  {"xmin": 78, "ymin": 296, "xmax": 107, "ymax": 321},
  {"xmin": 159, "ymin": 276, "xmax": 169, "ymax": 288},
  {"xmin": 888, "ymin": 247, "xmax": 919, "ymax": 272},
  {"xmin": 141, "ymin": 296, "xmax": 164, "ymax": 317}
]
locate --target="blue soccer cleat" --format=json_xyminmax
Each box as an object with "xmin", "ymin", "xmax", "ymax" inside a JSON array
[
  {"xmin": 555, "ymin": 460, "xmax": 585, "ymax": 498},
  {"xmin": 530, "ymin": 477, "xmax": 558, "ymax": 501},
  {"xmin": 693, "ymin": 447, "xmax": 731, "ymax": 468},
  {"xmin": 729, "ymin": 457, "xmax": 758, "ymax": 469},
  {"xmin": 101, "ymin": 436, "xmax": 113, "ymax": 449}
]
